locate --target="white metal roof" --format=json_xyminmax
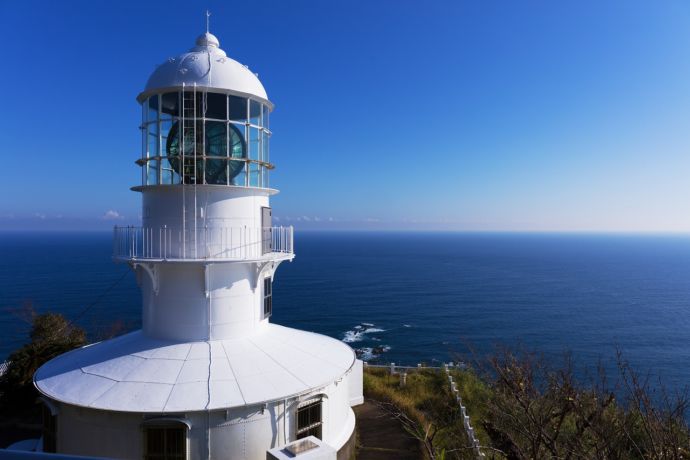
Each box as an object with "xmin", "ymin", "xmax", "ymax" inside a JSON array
[
  {"xmin": 138, "ymin": 33, "xmax": 269, "ymax": 103},
  {"xmin": 34, "ymin": 324, "xmax": 355, "ymax": 413}
]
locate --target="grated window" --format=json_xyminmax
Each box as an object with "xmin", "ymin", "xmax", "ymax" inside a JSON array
[
  {"xmin": 144, "ymin": 424, "xmax": 186, "ymax": 460},
  {"xmin": 296, "ymin": 400, "xmax": 322, "ymax": 440}
]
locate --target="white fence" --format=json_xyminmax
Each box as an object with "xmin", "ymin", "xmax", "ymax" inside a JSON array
[
  {"xmin": 444, "ymin": 364, "xmax": 485, "ymax": 458},
  {"xmin": 364, "ymin": 362, "xmax": 484, "ymax": 459},
  {"xmin": 113, "ymin": 226, "xmax": 293, "ymax": 261}
]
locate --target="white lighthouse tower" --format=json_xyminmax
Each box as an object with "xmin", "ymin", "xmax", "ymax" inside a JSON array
[{"xmin": 34, "ymin": 28, "xmax": 362, "ymax": 460}]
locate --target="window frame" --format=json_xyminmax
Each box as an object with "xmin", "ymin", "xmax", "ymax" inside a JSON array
[
  {"xmin": 140, "ymin": 90, "xmax": 273, "ymax": 188},
  {"xmin": 295, "ymin": 398, "xmax": 323, "ymax": 440},
  {"xmin": 263, "ymin": 277, "xmax": 272, "ymax": 319},
  {"xmin": 142, "ymin": 419, "xmax": 189, "ymax": 460}
]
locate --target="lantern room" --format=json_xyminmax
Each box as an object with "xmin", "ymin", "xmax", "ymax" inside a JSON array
[{"xmin": 136, "ymin": 33, "xmax": 273, "ymax": 188}]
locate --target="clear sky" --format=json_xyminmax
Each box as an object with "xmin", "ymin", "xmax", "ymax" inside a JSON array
[{"xmin": 1, "ymin": 1, "xmax": 689, "ymax": 231}]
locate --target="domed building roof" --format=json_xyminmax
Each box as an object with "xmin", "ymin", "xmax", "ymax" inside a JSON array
[
  {"xmin": 34, "ymin": 324, "xmax": 356, "ymax": 412},
  {"xmin": 138, "ymin": 32, "xmax": 269, "ymax": 104}
]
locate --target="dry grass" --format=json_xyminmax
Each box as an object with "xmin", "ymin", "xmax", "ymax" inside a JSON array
[{"xmin": 363, "ymin": 367, "xmax": 487, "ymax": 459}]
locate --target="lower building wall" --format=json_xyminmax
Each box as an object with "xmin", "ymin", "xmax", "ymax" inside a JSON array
[
  {"xmin": 57, "ymin": 405, "xmax": 142, "ymax": 459},
  {"xmin": 205, "ymin": 405, "xmax": 278, "ymax": 460},
  {"xmin": 337, "ymin": 426, "xmax": 357, "ymax": 460},
  {"xmin": 347, "ymin": 360, "xmax": 364, "ymax": 407},
  {"xmin": 50, "ymin": 377, "xmax": 357, "ymax": 460}
]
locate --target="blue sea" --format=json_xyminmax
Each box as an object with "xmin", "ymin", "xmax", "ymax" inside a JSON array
[{"xmin": 2, "ymin": 232, "xmax": 690, "ymax": 391}]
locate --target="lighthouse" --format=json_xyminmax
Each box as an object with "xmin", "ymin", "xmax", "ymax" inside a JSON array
[{"xmin": 34, "ymin": 29, "xmax": 363, "ymax": 459}]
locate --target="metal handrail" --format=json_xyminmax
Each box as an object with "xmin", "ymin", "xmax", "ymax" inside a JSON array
[{"xmin": 113, "ymin": 225, "xmax": 294, "ymax": 261}]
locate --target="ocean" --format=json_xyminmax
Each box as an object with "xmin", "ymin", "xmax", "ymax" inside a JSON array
[{"xmin": 2, "ymin": 231, "xmax": 690, "ymax": 391}]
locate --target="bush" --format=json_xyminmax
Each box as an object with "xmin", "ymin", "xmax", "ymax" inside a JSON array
[
  {"xmin": 478, "ymin": 348, "xmax": 690, "ymax": 459},
  {"xmin": 0, "ymin": 312, "xmax": 86, "ymax": 413}
]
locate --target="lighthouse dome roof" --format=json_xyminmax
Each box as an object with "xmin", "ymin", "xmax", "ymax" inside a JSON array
[{"xmin": 138, "ymin": 32, "xmax": 269, "ymax": 104}]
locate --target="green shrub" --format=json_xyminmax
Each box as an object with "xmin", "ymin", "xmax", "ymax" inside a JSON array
[{"xmin": 0, "ymin": 312, "xmax": 86, "ymax": 413}]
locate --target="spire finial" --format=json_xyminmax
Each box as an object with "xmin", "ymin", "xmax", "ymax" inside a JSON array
[{"xmin": 206, "ymin": 10, "xmax": 211, "ymax": 34}]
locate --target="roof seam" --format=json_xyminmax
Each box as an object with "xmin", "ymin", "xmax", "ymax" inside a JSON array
[
  {"xmin": 269, "ymin": 325, "xmax": 356, "ymax": 370},
  {"xmin": 76, "ymin": 368, "xmax": 120, "ymax": 408},
  {"xmin": 221, "ymin": 340, "xmax": 247, "ymax": 405},
  {"xmin": 245, "ymin": 337, "xmax": 311, "ymax": 388},
  {"xmin": 163, "ymin": 343, "xmax": 193, "ymax": 411}
]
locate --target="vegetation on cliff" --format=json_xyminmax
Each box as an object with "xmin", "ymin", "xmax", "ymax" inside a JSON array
[
  {"xmin": 0, "ymin": 311, "xmax": 86, "ymax": 413},
  {"xmin": 364, "ymin": 349, "xmax": 690, "ymax": 460}
]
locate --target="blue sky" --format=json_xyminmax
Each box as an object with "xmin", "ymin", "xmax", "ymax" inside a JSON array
[{"xmin": 1, "ymin": 1, "xmax": 689, "ymax": 231}]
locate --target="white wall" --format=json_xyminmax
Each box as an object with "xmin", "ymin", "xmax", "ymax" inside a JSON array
[
  {"xmin": 135, "ymin": 185, "xmax": 281, "ymax": 342},
  {"xmin": 57, "ymin": 404, "xmax": 142, "ymax": 459},
  {"xmin": 140, "ymin": 262, "xmax": 276, "ymax": 341},
  {"xmin": 347, "ymin": 360, "xmax": 364, "ymax": 406},
  {"xmin": 141, "ymin": 186, "xmax": 272, "ymax": 231},
  {"xmin": 52, "ymin": 377, "xmax": 356, "ymax": 460}
]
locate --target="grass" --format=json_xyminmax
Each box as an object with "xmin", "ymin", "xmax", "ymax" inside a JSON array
[{"xmin": 363, "ymin": 366, "xmax": 493, "ymax": 459}]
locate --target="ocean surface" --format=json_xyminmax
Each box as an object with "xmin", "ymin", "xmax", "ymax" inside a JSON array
[{"xmin": 2, "ymin": 231, "xmax": 690, "ymax": 392}]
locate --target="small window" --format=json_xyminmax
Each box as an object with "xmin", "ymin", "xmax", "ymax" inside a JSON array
[
  {"xmin": 144, "ymin": 424, "xmax": 186, "ymax": 460},
  {"xmin": 42, "ymin": 404, "xmax": 57, "ymax": 453},
  {"xmin": 263, "ymin": 277, "xmax": 272, "ymax": 319},
  {"xmin": 205, "ymin": 92, "xmax": 227, "ymax": 120},
  {"xmin": 228, "ymin": 95, "xmax": 247, "ymax": 122},
  {"xmin": 161, "ymin": 92, "xmax": 179, "ymax": 118},
  {"xmin": 296, "ymin": 400, "xmax": 322, "ymax": 440}
]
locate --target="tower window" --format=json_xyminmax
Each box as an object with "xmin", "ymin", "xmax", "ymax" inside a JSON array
[
  {"xmin": 144, "ymin": 424, "xmax": 187, "ymax": 460},
  {"xmin": 263, "ymin": 277, "xmax": 272, "ymax": 319},
  {"xmin": 296, "ymin": 399, "xmax": 322, "ymax": 440}
]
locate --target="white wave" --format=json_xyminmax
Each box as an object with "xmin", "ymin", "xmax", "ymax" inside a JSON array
[
  {"xmin": 356, "ymin": 347, "xmax": 375, "ymax": 360},
  {"xmin": 342, "ymin": 324, "xmax": 385, "ymax": 343},
  {"xmin": 342, "ymin": 330, "xmax": 364, "ymax": 343},
  {"xmin": 355, "ymin": 345, "xmax": 391, "ymax": 361}
]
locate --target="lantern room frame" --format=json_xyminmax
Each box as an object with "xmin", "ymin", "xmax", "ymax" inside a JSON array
[{"xmin": 139, "ymin": 85, "xmax": 273, "ymax": 188}]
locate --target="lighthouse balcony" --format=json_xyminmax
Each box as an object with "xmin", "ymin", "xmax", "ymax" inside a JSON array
[{"xmin": 113, "ymin": 225, "xmax": 293, "ymax": 262}]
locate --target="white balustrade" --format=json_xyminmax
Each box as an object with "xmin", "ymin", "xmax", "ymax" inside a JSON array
[{"xmin": 113, "ymin": 226, "xmax": 294, "ymax": 261}]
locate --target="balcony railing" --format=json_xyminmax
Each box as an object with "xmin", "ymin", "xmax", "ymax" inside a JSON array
[{"xmin": 113, "ymin": 226, "xmax": 294, "ymax": 261}]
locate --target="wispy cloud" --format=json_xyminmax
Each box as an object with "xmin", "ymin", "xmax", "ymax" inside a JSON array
[{"xmin": 102, "ymin": 210, "xmax": 124, "ymax": 221}]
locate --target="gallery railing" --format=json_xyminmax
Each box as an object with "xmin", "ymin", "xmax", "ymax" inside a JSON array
[{"xmin": 113, "ymin": 226, "xmax": 293, "ymax": 261}]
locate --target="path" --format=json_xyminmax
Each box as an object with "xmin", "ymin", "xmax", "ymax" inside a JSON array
[{"xmin": 355, "ymin": 399, "xmax": 424, "ymax": 459}]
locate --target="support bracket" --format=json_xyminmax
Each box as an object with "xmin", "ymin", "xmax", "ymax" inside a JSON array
[
  {"xmin": 132, "ymin": 262, "xmax": 159, "ymax": 295},
  {"xmin": 252, "ymin": 260, "xmax": 283, "ymax": 291}
]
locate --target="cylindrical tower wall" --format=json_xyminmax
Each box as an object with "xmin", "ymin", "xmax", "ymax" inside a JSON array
[
  {"xmin": 141, "ymin": 186, "xmax": 272, "ymax": 230},
  {"xmin": 140, "ymin": 262, "xmax": 275, "ymax": 341}
]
